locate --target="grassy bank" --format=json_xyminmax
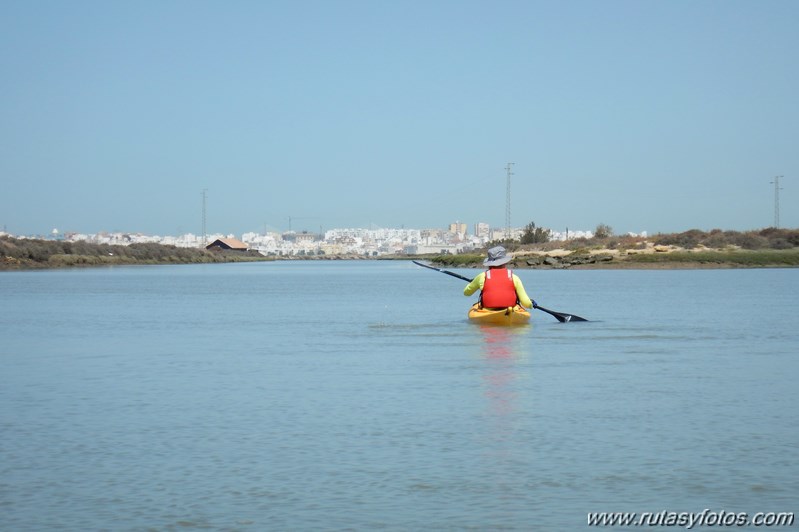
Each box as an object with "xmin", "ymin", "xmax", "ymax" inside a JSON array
[
  {"xmin": 0, "ymin": 237, "xmax": 272, "ymax": 270},
  {"xmin": 424, "ymin": 228, "xmax": 799, "ymax": 270},
  {"xmin": 624, "ymin": 248, "xmax": 799, "ymax": 267},
  {"xmin": 5, "ymin": 227, "xmax": 799, "ymax": 271},
  {"xmin": 425, "ymin": 248, "xmax": 799, "ymax": 270}
]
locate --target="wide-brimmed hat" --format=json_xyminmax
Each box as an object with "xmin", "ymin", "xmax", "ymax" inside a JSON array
[{"xmin": 483, "ymin": 246, "xmax": 511, "ymax": 266}]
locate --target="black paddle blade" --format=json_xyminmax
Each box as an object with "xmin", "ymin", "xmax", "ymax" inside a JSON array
[{"xmin": 534, "ymin": 305, "xmax": 588, "ymax": 323}]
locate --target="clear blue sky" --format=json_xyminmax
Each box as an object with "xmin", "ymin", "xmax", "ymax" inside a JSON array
[{"xmin": 1, "ymin": 0, "xmax": 796, "ymax": 237}]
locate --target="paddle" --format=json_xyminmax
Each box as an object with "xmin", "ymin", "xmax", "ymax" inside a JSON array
[
  {"xmin": 531, "ymin": 303, "xmax": 588, "ymax": 323},
  {"xmin": 412, "ymin": 259, "xmax": 473, "ymax": 283},
  {"xmin": 412, "ymin": 260, "xmax": 588, "ymax": 323}
]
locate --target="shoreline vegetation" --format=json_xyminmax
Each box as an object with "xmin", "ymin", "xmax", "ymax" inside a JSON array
[
  {"xmin": 429, "ymin": 227, "xmax": 799, "ymax": 270},
  {"xmin": 2, "ymin": 228, "xmax": 799, "ymax": 271},
  {"xmin": 0, "ymin": 238, "xmax": 271, "ymax": 270}
]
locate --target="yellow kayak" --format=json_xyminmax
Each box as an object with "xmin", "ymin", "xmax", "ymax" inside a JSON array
[{"xmin": 467, "ymin": 303, "xmax": 531, "ymax": 325}]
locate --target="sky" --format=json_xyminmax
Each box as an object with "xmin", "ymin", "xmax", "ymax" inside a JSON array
[{"xmin": 1, "ymin": 0, "xmax": 797, "ymax": 237}]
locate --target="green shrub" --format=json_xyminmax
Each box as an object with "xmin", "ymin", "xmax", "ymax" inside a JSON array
[
  {"xmin": 627, "ymin": 249, "xmax": 799, "ymax": 266},
  {"xmin": 0, "ymin": 236, "xmax": 272, "ymax": 269}
]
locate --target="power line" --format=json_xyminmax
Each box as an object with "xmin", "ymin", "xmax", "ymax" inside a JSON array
[
  {"xmin": 770, "ymin": 175, "xmax": 783, "ymax": 228},
  {"xmin": 505, "ymin": 162, "xmax": 514, "ymax": 240},
  {"xmin": 201, "ymin": 189, "xmax": 208, "ymax": 247}
]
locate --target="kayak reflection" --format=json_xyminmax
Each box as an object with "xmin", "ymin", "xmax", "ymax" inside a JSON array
[{"xmin": 477, "ymin": 325, "xmax": 528, "ymax": 420}]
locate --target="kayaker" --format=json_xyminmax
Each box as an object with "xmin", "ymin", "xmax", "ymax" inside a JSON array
[{"xmin": 464, "ymin": 246, "xmax": 535, "ymax": 309}]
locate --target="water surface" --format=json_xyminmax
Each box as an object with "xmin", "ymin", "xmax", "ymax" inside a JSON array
[{"xmin": 1, "ymin": 262, "xmax": 797, "ymax": 530}]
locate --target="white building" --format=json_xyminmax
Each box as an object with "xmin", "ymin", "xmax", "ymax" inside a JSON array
[
  {"xmin": 17, "ymin": 221, "xmax": 604, "ymax": 256},
  {"xmin": 474, "ymin": 222, "xmax": 490, "ymax": 239}
]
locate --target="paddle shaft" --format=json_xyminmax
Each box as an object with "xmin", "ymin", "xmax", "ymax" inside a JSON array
[{"xmin": 412, "ymin": 260, "xmax": 473, "ymax": 282}]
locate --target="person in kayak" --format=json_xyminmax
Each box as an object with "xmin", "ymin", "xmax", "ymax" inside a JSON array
[{"xmin": 463, "ymin": 245, "xmax": 535, "ymax": 309}]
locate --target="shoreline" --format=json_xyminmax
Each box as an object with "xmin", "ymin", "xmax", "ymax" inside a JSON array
[
  {"xmin": 420, "ymin": 246, "xmax": 799, "ymax": 270},
  {"xmin": 2, "ymin": 258, "xmax": 796, "ymax": 271},
  {"xmin": 3, "ymin": 238, "xmax": 799, "ymax": 271}
]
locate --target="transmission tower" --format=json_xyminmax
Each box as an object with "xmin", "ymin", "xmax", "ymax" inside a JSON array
[
  {"xmin": 771, "ymin": 176, "xmax": 783, "ymax": 228},
  {"xmin": 201, "ymin": 189, "xmax": 208, "ymax": 247},
  {"xmin": 505, "ymin": 163, "xmax": 514, "ymax": 240}
]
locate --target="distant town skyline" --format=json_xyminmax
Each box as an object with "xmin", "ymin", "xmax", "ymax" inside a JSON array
[
  {"xmin": 1, "ymin": 2, "xmax": 796, "ymax": 236},
  {"xmin": 3, "ymin": 223, "xmax": 601, "ymax": 257},
  {"xmin": 5, "ymin": 219, "xmax": 598, "ymax": 240},
  {"xmin": 2, "ymin": 204, "xmax": 792, "ymax": 240}
]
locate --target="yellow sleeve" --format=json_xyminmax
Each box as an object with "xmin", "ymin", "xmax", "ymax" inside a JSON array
[
  {"xmin": 512, "ymin": 274, "xmax": 533, "ymax": 308},
  {"xmin": 463, "ymin": 271, "xmax": 485, "ymax": 296}
]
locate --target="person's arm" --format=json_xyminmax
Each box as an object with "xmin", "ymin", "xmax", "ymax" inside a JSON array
[
  {"xmin": 512, "ymin": 274, "xmax": 533, "ymax": 308},
  {"xmin": 463, "ymin": 272, "xmax": 485, "ymax": 296}
]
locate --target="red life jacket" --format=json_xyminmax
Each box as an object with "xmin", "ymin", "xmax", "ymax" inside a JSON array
[{"xmin": 481, "ymin": 268, "xmax": 518, "ymax": 308}]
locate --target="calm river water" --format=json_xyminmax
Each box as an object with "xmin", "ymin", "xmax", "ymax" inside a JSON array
[{"xmin": 1, "ymin": 261, "xmax": 797, "ymax": 530}]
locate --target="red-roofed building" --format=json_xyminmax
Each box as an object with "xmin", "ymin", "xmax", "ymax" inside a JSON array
[{"xmin": 206, "ymin": 238, "xmax": 248, "ymax": 251}]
